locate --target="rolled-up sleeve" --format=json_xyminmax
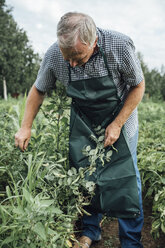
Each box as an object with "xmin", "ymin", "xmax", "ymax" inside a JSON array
[
  {"xmin": 121, "ymin": 39, "xmax": 144, "ymax": 86},
  {"xmin": 34, "ymin": 48, "xmax": 56, "ymax": 92}
]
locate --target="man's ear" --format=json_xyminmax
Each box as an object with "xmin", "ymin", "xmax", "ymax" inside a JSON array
[{"xmin": 93, "ymin": 36, "xmax": 98, "ymax": 48}]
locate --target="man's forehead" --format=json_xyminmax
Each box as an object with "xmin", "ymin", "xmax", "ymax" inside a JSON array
[{"xmin": 61, "ymin": 47, "xmax": 86, "ymax": 57}]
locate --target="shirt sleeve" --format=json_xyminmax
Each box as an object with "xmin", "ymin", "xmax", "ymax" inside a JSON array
[
  {"xmin": 121, "ymin": 39, "xmax": 144, "ymax": 86},
  {"xmin": 34, "ymin": 47, "xmax": 56, "ymax": 92}
]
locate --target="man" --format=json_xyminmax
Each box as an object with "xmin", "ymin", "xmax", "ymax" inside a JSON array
[{"xmin": 15, "ymin": 12, "xmax": 145, "ymax": 248}]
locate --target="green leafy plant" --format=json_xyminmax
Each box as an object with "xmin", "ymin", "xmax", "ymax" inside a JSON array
[{"xmin": 82, "ymin": 125, "xmax": 115, "ymax": 175}]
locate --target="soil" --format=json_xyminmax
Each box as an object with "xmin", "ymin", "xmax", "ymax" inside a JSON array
[{"xmin": 75, "ymin": 201, "xmax": 165, "ymax": 248}]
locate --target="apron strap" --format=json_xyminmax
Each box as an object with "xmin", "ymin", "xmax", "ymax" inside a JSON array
[{"xmin": 68, "ymin": 64, "xmax": 72, "ymax": 84}]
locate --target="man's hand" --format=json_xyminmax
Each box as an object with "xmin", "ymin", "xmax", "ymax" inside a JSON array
[
  {"xmin": 104, "ymin": 121, "xmax": 122, "ymax": 147},
  {"xmin": 104, "ymin": 80, "xmax": 145, "ymax": 148},
  {"xmin": 15, "ymin": 127, "xmax": 31, "ymax": 151},
  {"xmin": 14, "ymin": 85, "xmax": 45, "ymax": 152}
]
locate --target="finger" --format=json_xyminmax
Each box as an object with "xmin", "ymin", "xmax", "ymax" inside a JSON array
[
  {"xmin": 19, "ymin": 140, "xmax": 26, "ymax": 151},
  {"xmin": 23, "ymin": 138, "xmax": 30, "ymax": 151},
  {"xmin": 15, "ymin": 139, "xmax": 18, "ymax": 147},
  {"xmin": 104, "ymin": 135, "xmax": 117, "ymax": 147},
  {"xmin": 15, "ymin": 134, "xmax": 19, "ymax": 147},
  {"xmin": 104, "ymin": 137, "xmax": 111, "ymax": 147}
]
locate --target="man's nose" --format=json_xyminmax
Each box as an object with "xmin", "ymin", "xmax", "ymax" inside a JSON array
[{"xmin": 70, "ymin": 59, "xmax": 78, "ymax": 67}]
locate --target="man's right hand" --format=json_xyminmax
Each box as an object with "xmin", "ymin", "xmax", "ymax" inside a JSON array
[{"xmin": 15, "ymin": 127, "xmax": 31, "ymax": 152}]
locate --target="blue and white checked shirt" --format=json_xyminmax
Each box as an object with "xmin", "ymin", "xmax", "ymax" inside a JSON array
[{"xmin": 35, "ymin": 28, "xmax": 144, "ymax": 138}]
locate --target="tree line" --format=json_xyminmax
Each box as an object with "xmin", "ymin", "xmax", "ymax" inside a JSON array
[
  {"xmin": 0, "ymin": 0, "xmax": 165, "ymax": 101},
  {"xmin": 0, "ymin": 0, "xmax": 41, "ymax": 100}
]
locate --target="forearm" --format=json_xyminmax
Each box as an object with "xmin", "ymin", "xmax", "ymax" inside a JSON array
[
  {"xmin": 21, "ymin": 85, "xmax": 45, "ymax": 129},
  {"xmin": 114, "ymin": 80, "xmax": 145, "ymax": 128},
  {"xmin": 104, "ymin": 80, "xmax": 145, "ymax": 147}
]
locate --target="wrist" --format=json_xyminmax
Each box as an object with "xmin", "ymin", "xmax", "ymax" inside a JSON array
[
  {"xmin": 113, "ymin": 117, "xmax": 124, "ymax": 129},
  {"xmin": 21, "ymin": 122, "xmax": 32, "ymax": 129}
]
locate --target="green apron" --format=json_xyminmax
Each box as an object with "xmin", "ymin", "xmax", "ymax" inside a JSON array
[{"xmin": 66, "ymin": 47, "xmax": 140, "ymax": 218}]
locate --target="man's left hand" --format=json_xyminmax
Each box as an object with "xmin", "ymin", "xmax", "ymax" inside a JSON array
[{"xmin": 104, "ymin": 121, "xmax": 122, "ymax": 147}]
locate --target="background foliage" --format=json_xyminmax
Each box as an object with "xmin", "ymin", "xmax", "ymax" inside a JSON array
[
  {"xmin": 0, "ymin": 0, "xmax": 41, "ymax": 98},
  {"xmin": 0, "ymin": 0, "xmax": 165, "ymax": 100}
]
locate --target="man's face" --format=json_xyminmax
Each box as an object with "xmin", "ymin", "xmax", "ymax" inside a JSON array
[{"xmin": 60, "ymin": 38, "xmax": 97, "ymax": 67}]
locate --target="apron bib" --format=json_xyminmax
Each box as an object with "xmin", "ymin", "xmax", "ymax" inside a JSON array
[{"xmin": 66, "ymin": 47, "xmax": 140, "ymax": 218}]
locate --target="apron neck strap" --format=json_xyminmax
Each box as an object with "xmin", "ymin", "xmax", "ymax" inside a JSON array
[
  {"xmin": 68, "ymin": 64, "xmax": 72, "ymax": 84},
  {"xmin": 68, "ymin": 44, "xmax": 111, "ymax": 83}
]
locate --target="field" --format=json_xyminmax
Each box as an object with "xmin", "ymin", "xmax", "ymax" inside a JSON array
[{"xmin": 0, "ymin": 88, "xmax": 165, "ymax": 247}]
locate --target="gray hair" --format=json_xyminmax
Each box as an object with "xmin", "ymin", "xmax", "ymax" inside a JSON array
[{"xmin": 57, "ymin": 12, "xmax": 97, "ymax": 48}]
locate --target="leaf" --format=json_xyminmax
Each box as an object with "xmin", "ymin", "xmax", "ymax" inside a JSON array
[
  {"xmin": 66, "ymin": 239, "xmax": 73, "ymax": 247},
  {"xmin": 1, "ymin": 236, "xmax": 14, "ymax": 245},
  {"xmin": 47, "ymin": 228, "xmax": 58, "ymax": 235},
  {"xmin": 6, "ymin": 185, "xmax": 12, "ymax": 198},
  {"xmin": 67, "ymin": 177, "xmax": 72, "ymax": 185},
  {"xmin": 86, "ymin": 181, "xmax": 95, "ymax": 190},
  {"xmin": 56, "ymin": 158, "xmax": 67, "ymax": 163},
  {"xmin": 61, "ymin": 116, "xmax": 68, "ymax": 124},
  {"xmin": 40, "ymin": 199, "xmax": 54, "ymax": 207},
  {"xmin": 98, "ymin": 135, "xmax": 104, "ymax": 142},
  {"xmin": 90, "ymin": 134, "xmax": 97, "ymax": 143},
  {"xmin": 33, "ymin": 222, "xmax": 46, "ymax": 241},
  {"xmin": 13, "ymin": 206, "xmax": 24, "ymax": 215},
  {"xmin": 71, "ymin": 167, "xmax": 77, "ymax": 175},
  {"xmin": 161, "ymin": 223, "xmax": 165, "ymax": 233},
  {"xmin": 48, "ymin": 207, "xmax": 63, "ymax": 215},
  {"xmin": 53, "ymin": 171, "xmax": 66, "ymax": 178},
  {"xmin": 23, "ymin": 187, "xmax": 34, "ymax": 203},
  {"xmin": 107, "ymin": 150, "xmax": 113, "ymax": 156},
  {"xmin": 154, "ymin": 193, "xmax": 160, "ymax": 202},
  {"xmin": 161, "ymin": 177, "xmax": 165, "ymax": 185},
  {"xmin": 85, "ymin": 145, "xmax": 91, "ymax": 152},
  {"xmin": 68, "ymin": 169, "xmax": 73, "ymax": 176},
  {"xmin": 94, "ymin": 125, "xmax": 102, "ymax": 131},
  {"xmin": 89, "ymin": 149, "xmax": 96, "ymax": 156}
]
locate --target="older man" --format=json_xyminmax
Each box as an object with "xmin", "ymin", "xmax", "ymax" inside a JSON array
[{"xmin": 15, "ymin": 12, "xmax": 145, "ymax": 248}]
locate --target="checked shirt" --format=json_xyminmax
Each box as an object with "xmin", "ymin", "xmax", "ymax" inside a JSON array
[{"xmin": 34, "ymin": 27, "xmax": 144, "ymax": 139}]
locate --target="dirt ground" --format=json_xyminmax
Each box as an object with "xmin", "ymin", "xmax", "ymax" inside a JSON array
[{"xmin": 75, "ymin": 202, "xmax": 165, "ymax": 248}]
